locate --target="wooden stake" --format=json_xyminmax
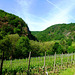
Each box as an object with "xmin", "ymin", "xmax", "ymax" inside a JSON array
[
  {"xmin": 74, "ymin": 53, "xmax": 75, "ymax": 64},
  {"xmin": 49, "ymin": 55, "xmax": 50, "ymax": 61},
  {"xmin": 54, "ymin": 52, "xmax": 56, "ymax": 73},
  {"xmin": 72, "ymin": 53, "xmax": 73, "ymax": 64},
  {"xmin": 44, "ymin": 51, "xmax": 46, "ymax": 75},
  {"xmin": 73, "ymin": 53, "xmax": 74, "ymax": 65},
  {"xmin": 71, "ymin": 53, "xmax": 73, "ymax": 65},
  {"xmin": 61, "ymin": 53, "xmax": 63, "ymax": 69},
  {"xmin": 67, "ymin": 53, "xmax": 69, "ymax": 68},
  {"xmin": 26, "ymin": 58, "xmax": 27, "ymax": 62},
  {"xmin": 27, "ymin": 52, "xmax": 31, "ymax": 75},
  {"xmin": 0, "ymin": 52, "xmax": 4, "ymax": 75}
]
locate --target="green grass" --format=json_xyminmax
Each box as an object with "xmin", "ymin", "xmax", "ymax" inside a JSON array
[
  {"xmin": 2, "ymin": 53, "xmax": 75, "ymax": 75},
  {"xmin": 59, "ymin": 66, "xmax": 75, "ymax": 75}
]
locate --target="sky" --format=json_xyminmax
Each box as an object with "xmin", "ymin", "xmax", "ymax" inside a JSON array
[{"xmin": 0, "ymin": 0, "xmax": 75, "ymax": 31}]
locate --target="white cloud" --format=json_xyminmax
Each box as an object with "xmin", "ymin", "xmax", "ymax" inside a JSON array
[
  {"xmin": 15, "ymin": 0, "xmax": 49, "ymax": 31},
  {"xmin": 16, "ymin": 0, "xmax": 32, "ymax": 7},
  {"xmin": 14, "ymin": 0, "xmax": 75, "ymax": 31},
  {"xmin": 46, "ymin": 0, "xmax": 62, "ymax": 10},
  {"xmin": 44, "ymin": 0, "xmax": 75, "ymax": 29}
]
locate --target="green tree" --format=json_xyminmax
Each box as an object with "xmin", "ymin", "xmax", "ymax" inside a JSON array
[
  {"xmin": 30, "ymin": 40, "xmax": 40, "ymax": 57},
  {"xmin": 0, "ymin": 36, "xmax": 11, "ymax": 75},
  {"xmin": 53, "ymin": 42, "xmax": 62, "ymax": 54},
  {"xmin": 66, "ymin": 39, "xmax": 72, "ymax": 46},
  {"xmin": 60, "ymin": 39, "xmax": 68, "ymax": 53},
  {"xmin": 7, "ymin": 34, "xmax": 20, "ymax": 59},
  {"xmin": 67, "ymin": 46, "xmax": 74, "ymax": 53},
  {"xmin": 16, "ymin": 36, "xmax": 30, "ymax": 58}
]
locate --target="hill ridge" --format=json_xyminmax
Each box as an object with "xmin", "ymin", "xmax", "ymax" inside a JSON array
[
  {"xmin": 0, "ymin": 9, "xmax": 37, "ymax": 40},
  {"xmin": 31, "ymin": 23, "xmax": 75, "ymax": 41}
]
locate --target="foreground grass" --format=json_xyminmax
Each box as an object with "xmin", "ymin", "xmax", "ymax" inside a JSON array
[
  {"xmin": 2, "ymin": 53, "xmax": 75, "ymax": 75},
  {"xmin": 59, "ymin": 65, "xmax": 75, "ymax": 75}
]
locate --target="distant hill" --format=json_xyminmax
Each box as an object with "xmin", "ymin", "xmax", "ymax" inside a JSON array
[
  {"xmin": 31, "ymin": 23, "xmax": 75, "ymax": 41},
  {"xmin": 0, "ymin": 10, "xmax": 37, "ymax": 40}
]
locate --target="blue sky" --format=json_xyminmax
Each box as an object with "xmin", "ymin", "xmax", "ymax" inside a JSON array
[{"xmin": 0, "ymin": 0, "xmax": 75, "ymax": 31}]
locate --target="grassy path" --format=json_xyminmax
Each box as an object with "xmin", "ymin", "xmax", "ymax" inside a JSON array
[{"xmin": 59, "ymin": 66, "xmax": 75, "ymax": 75}]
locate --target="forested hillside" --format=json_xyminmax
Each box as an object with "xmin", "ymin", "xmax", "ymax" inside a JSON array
[
  {"xmin": 0, "ymin": 10, "xmax": 75, "ymax": 60},
  {"xmin": 32, "ymin": 23, "xmax": 75, "ymax": 41},
  {"xmin": 0, "ymin": 10, "xmax": 37, "ymax": 40},
  {"xmin": 0, "ymin": 10, "xmax": 37, "ymax": 59}
]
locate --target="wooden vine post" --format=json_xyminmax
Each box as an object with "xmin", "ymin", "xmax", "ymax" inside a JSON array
[
  {"xmin": 49, "ymin": 55, "xmax": 50, "ymax": 61},
  {"xmin": 72, "ymin": 52, "xmax": 74, "ymax": 64},
  {"xmin": 67, "ymin": 53, "xmax": 69, "ymax": 68},
  {"xmin": 0, "ymin": 52, "xmax": 4, "ymax": 75},
  {"xmin": 73, "ymin": 52, "xmax": 74, "ymax": 65},
  {"xmin": 54, "ymin": 52, "xmax": 56, "ymax": 73},
  {"xmin": 61, "ymin": 53, "xmax": 63, "ymax": 69},
  {"xmin": 71, "ymin": 53, "xmax": 73, "ymax": 65},
  {"xmin": 27, "ymin": 52, "xmax": 31, "ymax": 75},
  {"xmin": 74, "ymin": 53, "xmax": 75, "ymax": 64},
  {"xmin": 44, "ymin": 51, "xmax": 46, "ymax": 75}
]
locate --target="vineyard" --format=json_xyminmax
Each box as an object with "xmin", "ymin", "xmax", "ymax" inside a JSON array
[{"xmin": 2, "ymin": 52, "xmax": 75, "ymax": 75}]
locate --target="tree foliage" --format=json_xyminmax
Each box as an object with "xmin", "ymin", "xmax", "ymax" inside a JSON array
[
  {"xmin": 0, "ymin": 9, "xmax": 37, "ymax": 40},
  {"xmin": 0, "ymin": 36, "xmax": 12, "ymax": 59},
  {"xmin": 16, "ymin": 36, "xmax": 30, "ymax": 58}
]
